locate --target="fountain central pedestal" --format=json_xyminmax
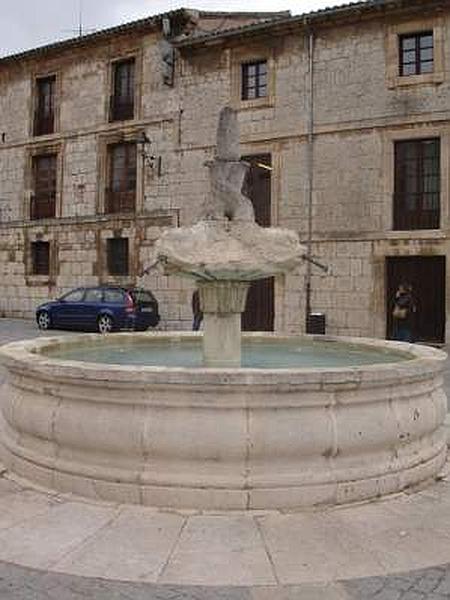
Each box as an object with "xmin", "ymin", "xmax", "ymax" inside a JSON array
[{"xmin": 199, "ymin": 280, "xmax": 249, "ymax": 367}]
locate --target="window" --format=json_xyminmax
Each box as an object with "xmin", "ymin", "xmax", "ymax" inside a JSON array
[
  {"xmin": 61, "ymin": 289, "xmax": 85, "ymax": 302},
  {"xmin": 34, "ymin": 75, "xmax": 56, "ymax": 136},
  {"xmin": 31, "ymin": 153, "xmax": 57, "ymax": 219},
  {"xmin": 110, "ymin": 58, "xmax": 135, "ymax": 122},
  {"xmin": 104, "ymin": 288, "xmax": 125, "ymax": 303},
  {"xmin": 394, "ymin": 138, "xmax": 440, "ymax": 230},
  {"xmin": 107, "ymin": 238, "xmax": 129, "ymax": 276},
  {"xmin": 106, "ymin": 143, "xmax": 136, "ymax": 213},
  {"xmin": 399, "ymin": 32, "xmax": 433, "ymax": 76},
  {"xmin": 241, "ymin": 61, "xmax": 267, "ymax": 100},
  {"xmin": 129, "ymin": 289, "xmax": 156, "ymax": 304},
  {"xmin": 84, "ymin": 288, "xmax": 103, "ymax": 302},
  {"xmin": 31, "ymin": 241, "xmax": 50, "ymax": 275}
]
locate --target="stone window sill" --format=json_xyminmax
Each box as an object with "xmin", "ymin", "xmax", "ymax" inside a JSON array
[
  {"xmin": 388, "ymin": 71, "xmax": 444, "ymax": 89},
  {"xmin": 385, "ymin": 229, "xmax": 445, "ymax": 240},
  {"xmin": 235, "ymin": 96, "xmax": 274, "ymax": 111},
  {"xmin": 25, "ymin": 275, "xmax": 52, "ymax": 286}
]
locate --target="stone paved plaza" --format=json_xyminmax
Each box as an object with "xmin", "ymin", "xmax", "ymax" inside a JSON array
[{"xmin": 1, "ymin": 318, "xmax": 450, "ymax": 599}]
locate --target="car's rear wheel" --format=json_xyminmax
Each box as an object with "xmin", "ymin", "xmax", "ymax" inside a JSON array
[
  {"xmin": 97, "ymin": 314, "xmax": 114, "ymax": 334},
  {"xmin": 37, "ymin": 311, "xmax": 51, "ymax": 331}
]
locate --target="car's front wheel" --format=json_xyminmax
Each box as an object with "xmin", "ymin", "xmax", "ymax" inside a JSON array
[
  {"xmin": 37, "ymin": 311, "xmax": 52, "ymax": 331},
  {"xmin": 97, "ymin": 313, "xmax": 114, "ymax": 334}
]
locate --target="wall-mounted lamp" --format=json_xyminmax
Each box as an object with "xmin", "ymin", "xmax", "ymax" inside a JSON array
[
  {"xmin": 137, "ymin": 132, "xmax": 163, "ymax": 177},
  {"xmin": 137, "ymin": 132, "xmax": 155, "ymax": 169}
]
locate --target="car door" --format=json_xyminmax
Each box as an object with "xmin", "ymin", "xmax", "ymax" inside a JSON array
[
  {"xmin": 54, "ymin": 288, "xmax": 86, "ymax": 328},
  {"xmin": 102, "ymin": 288, "xmax": 126, "ymax": 328},
  {"xmin": 82, "ymin": 288, "xmax": 104, "ymax": 330}
]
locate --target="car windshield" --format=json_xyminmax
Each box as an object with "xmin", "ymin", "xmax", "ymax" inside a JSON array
[{"xmin": 129, "ymin": 289, "xmax": 155, "ymax": 304}]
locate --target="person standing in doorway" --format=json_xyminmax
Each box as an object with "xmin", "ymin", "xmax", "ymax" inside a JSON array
[
  {"xmin": 392, "ymin": 282, "xmax": 416, "ymax": 343},
  {"xmin": 192, "ymin": 289, "xmax": 203, "ymax": 331}
]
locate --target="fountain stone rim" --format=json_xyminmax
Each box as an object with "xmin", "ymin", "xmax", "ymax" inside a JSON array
[
  {"xmin": 0, "ymin": 332, "xmax": 446, "ymax": 510},
  {"xmin": 0, "ymin": 331, "xmax": 445, "ymax": 383}
]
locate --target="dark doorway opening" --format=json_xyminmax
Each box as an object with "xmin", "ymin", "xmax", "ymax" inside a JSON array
[
  {"xmin": 386, "ymin": 256, "xmax": 446, "ymax": 344},
  {"xmin": 241, "ymin": 154, "xmax": 274, "ymax": 332}
]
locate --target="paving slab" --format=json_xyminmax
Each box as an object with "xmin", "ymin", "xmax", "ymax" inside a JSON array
[
  {"xmin": 0, "ymin": 499, "xmax": 118, "ymax": 569},
  {"xmin": 52, "ymin": 505, "xmax": 186, "ymax": 581},
  {"xmin": 331, "ymin": 492, "xmax": 450, "ymax": 575},
  {"xmin": 159, "ymin": 514, "xmax": 277, "ymax": 586},
  {"xmin": 257, "ymin": 508, "xmax": 388, "ymax": 584},
  {"xmin": 0, "ymin": 488, "xmax": 60, "ymax": 530}
]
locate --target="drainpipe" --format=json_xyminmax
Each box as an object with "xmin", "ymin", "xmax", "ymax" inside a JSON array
[{"xmin": 305, "ymin": 25, "xmax": 315, "ymax": 326}]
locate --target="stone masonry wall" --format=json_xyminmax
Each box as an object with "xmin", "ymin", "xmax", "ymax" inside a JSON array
[{"xmin": 1, "ymin": 5, "xmax": 450, "ymax": 339}]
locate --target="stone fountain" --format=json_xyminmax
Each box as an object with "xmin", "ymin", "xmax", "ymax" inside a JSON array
[
  {"xmin": 0, "ymin": 109, "xmax": 447, "ymax": 510},
  {"xmin": 156, "ymin": 106, "xmax": 305, "ymax": 367}
]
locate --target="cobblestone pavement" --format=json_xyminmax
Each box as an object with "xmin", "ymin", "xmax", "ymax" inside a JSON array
[
  {"xmin": 2, "ymin": 560, "xmax": 450, "ymax": 600},
  {"xmin": 346, "ymin": 567, "xmax": 450, "ymax": 599},
  {"xmin": 1, "ymin": 318, "xmax": 450, "ymax": 599}
]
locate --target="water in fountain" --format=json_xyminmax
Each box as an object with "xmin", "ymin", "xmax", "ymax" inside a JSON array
[{"xmin": 45, "ymin": 337, "xmax": 411, "ymax": 368}]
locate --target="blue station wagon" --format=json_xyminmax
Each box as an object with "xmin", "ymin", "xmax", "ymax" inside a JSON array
[{"xmin": 36, "ymin": 286, "xmax": 160, "ymax": 333}]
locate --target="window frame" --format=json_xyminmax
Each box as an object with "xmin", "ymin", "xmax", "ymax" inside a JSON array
[
  {"xmin": 399, "ymin": 31, "xmax": 434, "ymax": 77},
  {"xmin": 31, "ymin": 152, "xmax": 58, "ymax": 220},
  {"xmin": 105, "ymin": 141, "xmax": 137, "ymax": 214},
  {"xmin": 231, "ymin": 46, "xmax": 275, "ymax": 110},
  {"xmin": 30, "ymin": 240, "xmax": 50, "ymax": 275},
  {"xmin": 110, "ymin": 57, "xmax": 136, "ymax": 122},
  {"xmin": 96, "ymin": 129, "xmax": 144, "ymax": 216},
  {"xmin": 32, "ymin": 73, "xmax": 58, "ymax": 137},
  {"xmin": 241, "ymin": 60, "xmax": 268, "ymax": 101},
  {"xmin": 393, "ymin": 137, "xmax": 441, "ymax": 231},
  {"xmin": 106, "ymin": 237, "xmax": 129, "ymax": 276},
  {"xmin": 386, "ymin": 18, "xmax": 444, "ymax": 88}
]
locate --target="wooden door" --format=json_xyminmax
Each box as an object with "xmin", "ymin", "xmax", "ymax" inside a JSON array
[
  {"xmin": 386, "ymin": 256, "xmax": 446, "ymax": 343},
  {"xmin": 241, "ymin": 154, "xmax": 274, "ymax": 331}
]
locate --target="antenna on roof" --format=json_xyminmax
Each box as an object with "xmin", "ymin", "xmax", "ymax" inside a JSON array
[
  {"xmin": 62, "ymin": 0, "xmax": 96, "ymax": 38},
  {"xmin": 78, "ymin": 0, "xmax": 83, "ymax": 37}
]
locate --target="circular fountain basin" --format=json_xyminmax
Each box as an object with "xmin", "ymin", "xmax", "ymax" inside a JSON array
[{"xmin": 0, "ymin": 333, "xmax": 447, "ymax": 510}]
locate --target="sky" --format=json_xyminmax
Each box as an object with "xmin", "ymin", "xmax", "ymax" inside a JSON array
[{"xmin": 0, "ymin": 0, "xmax": 362, "ymax": 57}]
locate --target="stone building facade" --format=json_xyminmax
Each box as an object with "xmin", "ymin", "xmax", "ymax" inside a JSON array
[{"xmin": 0, "ymin": 0, "xmax": 449, "ymax": 342}]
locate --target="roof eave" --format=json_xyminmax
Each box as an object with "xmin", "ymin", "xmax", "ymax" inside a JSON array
[
  {"xmin": 0, "ymin": 8, "xmax": 191, "ymax": 66},
  {"xmin": 174, "ymin": 0, "xmax": 443, "ymax": 50}
]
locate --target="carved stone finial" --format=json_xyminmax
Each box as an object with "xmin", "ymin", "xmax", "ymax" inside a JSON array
[
  {"xmin": 202, "ymin": 106, "xmax": 255, "ymax": 222},
  {"xmin": 216, "ymin": 106, "xmax": 240, "ymax": 161}
]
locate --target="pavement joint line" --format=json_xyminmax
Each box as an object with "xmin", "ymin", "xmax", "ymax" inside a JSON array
[
  {"xmin": 154, "ymin": 514, "xmax": 189, "ymax": 583},
  {"xmin": 253, "ymin": 515, "xmax": 280, "ymax": 586},
  {"xmin": 45, "ymin": 503, "xmax": 124, "ymax": 571}
]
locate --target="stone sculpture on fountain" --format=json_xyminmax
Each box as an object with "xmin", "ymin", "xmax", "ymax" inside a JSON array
[{"xmin": 155, "ymin": 106, "xmax": 306, "ymax": 366}]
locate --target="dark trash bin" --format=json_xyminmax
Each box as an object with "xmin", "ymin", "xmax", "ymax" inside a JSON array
[{"xmin": 306, "ymin": 312, "xmax": 326, "ymax": 335}]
